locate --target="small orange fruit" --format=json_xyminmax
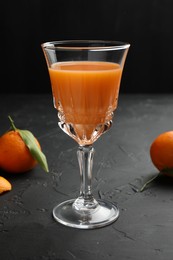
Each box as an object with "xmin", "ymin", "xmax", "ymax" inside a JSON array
[
  {"xmin": 150, "ymin": 131, "xmax": 173, "ymax": 176},
  {"xmin": 0, "ymin": 130, "xmax": 41, "ymax": 173},
  {"xmin": 0, "ymin": 176, "xmax": 12, "ymax": 194}
]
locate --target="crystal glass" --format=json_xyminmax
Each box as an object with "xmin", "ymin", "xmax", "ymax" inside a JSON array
[{"xmin": 41, "ymin": 40, "xmax": 130, "ymax": 229}]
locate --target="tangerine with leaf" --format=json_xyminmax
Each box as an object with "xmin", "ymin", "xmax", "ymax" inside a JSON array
[
  {"xmin": 140, "ymin": 131, "xmax": 173, "ymax": 192},
  {"xmin": 0, "ymin": 116, "xmax": 49, "ymax": 173}
]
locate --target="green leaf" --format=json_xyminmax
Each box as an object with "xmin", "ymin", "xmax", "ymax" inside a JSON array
[{"xmin": 17, "ymin": 129, "xmax": 49, "ymax": 173}]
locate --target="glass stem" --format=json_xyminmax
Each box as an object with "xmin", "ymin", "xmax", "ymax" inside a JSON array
[{"xmin": 73, "ymin": 145, "xmax": 98, "ymax": 211}]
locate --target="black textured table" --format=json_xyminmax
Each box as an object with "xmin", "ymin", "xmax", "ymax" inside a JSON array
[{"xmin": 0, "ymin": 94, "xmax": 173, "ymax": 260}]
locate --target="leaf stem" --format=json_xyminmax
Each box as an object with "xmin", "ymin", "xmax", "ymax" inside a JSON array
[
  {"xmin": 8, "ymin": 116, "xmax": 17, "ymax": 131},
  {"xmin": 140, "ymin": 173, "xmax": 160, "ymax": 192}
]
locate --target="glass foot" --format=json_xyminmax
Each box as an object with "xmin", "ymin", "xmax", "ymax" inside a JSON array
[{"xmin": 53, "ymin": 199, "xmax": 119, "ymax": 229}]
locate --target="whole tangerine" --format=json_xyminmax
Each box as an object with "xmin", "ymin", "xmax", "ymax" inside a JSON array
[
  {"xmin": 150, "ymin": 131, "xmax": 173, "ymax": 176},
  {"xmin": 0, "ymin": 130, "xmax": 41, "ymax": 173}
]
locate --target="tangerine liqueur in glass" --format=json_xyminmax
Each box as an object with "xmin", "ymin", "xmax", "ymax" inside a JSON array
[
  {"xmin": 42, "ymin": 40, "xmax": 130, "ymax": 229},
  {"xmin": 49, "ymin": 61, "xmax": 122, "ymax": 145}
]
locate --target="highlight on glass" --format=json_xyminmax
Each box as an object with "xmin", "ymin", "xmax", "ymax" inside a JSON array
[{"xmin": 41, "ymin": 40, "xmax": 130, "ymax": 229}]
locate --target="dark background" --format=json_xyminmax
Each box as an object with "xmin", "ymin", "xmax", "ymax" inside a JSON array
[{"xmin": 2, "ymin": 0, "xmax": 173, "ymax": 93}]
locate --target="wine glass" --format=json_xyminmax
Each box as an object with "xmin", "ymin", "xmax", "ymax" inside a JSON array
[{"xmin": 41, "ymin": 40, "xmax": 130, "ymax": 229}]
